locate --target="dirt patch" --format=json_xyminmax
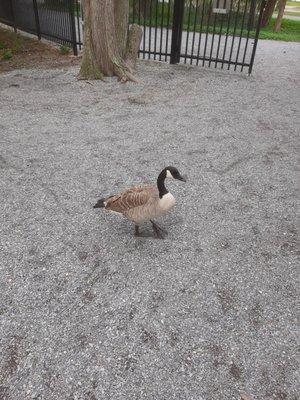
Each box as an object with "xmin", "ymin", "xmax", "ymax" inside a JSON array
[
  {"xmin": 0, "ymin": 27, "xmax": 80, "ymax": 74},
  {"xmin": 1, "ymin": 336, "xmax": 22, "ymax": 380}
]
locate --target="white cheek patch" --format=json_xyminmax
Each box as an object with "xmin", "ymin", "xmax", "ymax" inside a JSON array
[{"xmin": 166, "ymin": 170, "xmax": 174, "ymax": 179}]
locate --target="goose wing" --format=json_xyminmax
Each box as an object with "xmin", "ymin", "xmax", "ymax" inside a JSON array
[{"xmin": 105, "ymin": 186, "xmax": 158, "ymax": 213}]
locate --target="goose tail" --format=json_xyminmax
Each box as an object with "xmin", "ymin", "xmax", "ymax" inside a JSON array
[{"xmin": 93, "ymin": 198, "xmax": 106, "ymax": 208}]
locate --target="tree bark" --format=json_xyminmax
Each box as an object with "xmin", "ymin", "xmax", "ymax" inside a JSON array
[
  {"xmin": 79, "ymin": 0, "xmax": 142, "ymax": 82},
  {"xmin": 261, "ymin": 0, "xmax": 277, "ymax": 27},
  {"xmin": 125, "ymin": 24, "xmax": 143, "ymax": 70},
  {"xmin": 274, "ymin": 0, "xmax": 286, "ymax": 31},
  {"xmin": 114, "ymin": 0, "xmax": 129, "ymax": 57}
]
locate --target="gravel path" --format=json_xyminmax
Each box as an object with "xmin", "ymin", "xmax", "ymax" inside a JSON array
[{"xmin": 0, "ymin": 39, "xmax": 299, "ymax": 400}]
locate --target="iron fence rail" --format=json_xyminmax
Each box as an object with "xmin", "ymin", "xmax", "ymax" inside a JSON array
[
  {"xmin": 130, "ymin": 0, "xmax": 265, "ymax": 73},
  {"xmin": 0, "ymin": 0, "xmax": 265, "ymax": 74},
  {"xmin": 0, "ymin": 0, "xmax": 82, "ymax": 54}
]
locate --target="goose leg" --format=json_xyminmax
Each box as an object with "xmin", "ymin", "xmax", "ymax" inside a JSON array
[
  {"xmin": 150, "ymin": 220, "xmax": 168, "ymax": 239},
  {"xmin": 134, "ymin": 225, "xmax": 140, "ymax": 237}
]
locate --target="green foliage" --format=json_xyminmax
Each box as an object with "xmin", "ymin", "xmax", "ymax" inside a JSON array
[
  {"xmin": 0, "ymin": 34, "xmax": 24, "ymax": 61},
  {"xmin": 59, "ymin": 45, "xmax": 71, "ymax": 55},
  {"xmin": 2, "ymin": 51, "xmax": 13, "ymax": 60}
]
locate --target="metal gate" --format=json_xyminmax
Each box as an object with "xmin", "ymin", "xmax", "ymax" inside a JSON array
[{"xmin": 130, "ymin": 0, "xmax": 265, "ymax": 73}]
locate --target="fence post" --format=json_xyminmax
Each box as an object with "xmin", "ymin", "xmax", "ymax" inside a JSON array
[
  {"xmin": 170, "ymin": 0, "xmax": 185, "ymax": 64},
  {"xmin": 68, "ymin": 0, "xmax": 78, "ymax": 56},
  {"xmin": 10, "ymin": 0, "xmax": 17, "ymax": 33},
  {"xmin": 32, "ymin": 0, "xmax": 41, "ymax": 40},
  {"xmin": 248, "ymin": 0, "xmax": 266, "ymax": 74}
]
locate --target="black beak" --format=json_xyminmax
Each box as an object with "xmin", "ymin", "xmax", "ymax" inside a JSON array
[{"xmin": 177, "ymin": 174, "xmax": 187, "ymax": 182}]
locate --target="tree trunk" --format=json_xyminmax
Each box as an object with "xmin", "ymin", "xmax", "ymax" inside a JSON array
[
  {"xmin": 114, "ymin": 0, "xmax": 129, "ymax": 57},
  {"xmin": 261, "ymin": 0, "xmax": 277, "ymax": 27},
  {"xmin": 125, "ymin": 24, "xmax": 143, "ymax": 70},
  {"xmin": 274, "ymin": 0, "xmax": 286, "ymax": 31},
  {"xmin": 79, "ymin": 0, "xmax": 143, "ymax": 82}
]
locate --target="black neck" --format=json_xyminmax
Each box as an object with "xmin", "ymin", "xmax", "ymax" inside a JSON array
[{"xmin": 157, "ymin": 170, "xmax": 168, "ymax": 198}]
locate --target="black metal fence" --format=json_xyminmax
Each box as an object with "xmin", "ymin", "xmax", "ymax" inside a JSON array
[
  {"xmin": 0, "ymin": 0, "xmax": 81, "ymax": 54},
  {"xmin": 0, "ymin": 0, "xmax": 265, "ymax": 73},
  {"xmin": 130, "ymin": 0, "xmax": 265, "ymax": 73}
]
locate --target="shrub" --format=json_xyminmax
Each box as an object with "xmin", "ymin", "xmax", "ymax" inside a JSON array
[
  {"xmin": 59, "ymin": 45, "xmax": 70, "ymax": 55},
  {"xmin": 2, "ymin": 51, "xmax": 13, "ymax": 60}
]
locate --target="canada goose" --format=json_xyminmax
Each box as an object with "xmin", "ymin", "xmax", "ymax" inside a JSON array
[{"xmin": 94, "ymin": 166, "xmax": 186, "ymax": 238}]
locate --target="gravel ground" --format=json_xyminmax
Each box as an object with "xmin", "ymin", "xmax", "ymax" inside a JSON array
[{"xmin": 0, "ymin": 39, "xmax": 299, "ymax": 400}]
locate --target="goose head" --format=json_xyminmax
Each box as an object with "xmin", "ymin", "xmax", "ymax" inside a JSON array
[
  {"xmin": 157, "ymin": 166, "xmax": 186, "ymax": 198},
  {"xmin": 164, "ymin": 166, "xmax": 187, "ymax": 182}
]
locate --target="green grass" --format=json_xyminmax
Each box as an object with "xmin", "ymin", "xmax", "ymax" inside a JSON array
[
  {"xmin": 283, "ymin": 1, "xmax": 300, "ymax": 16},
  {"xmin": 286, "ymin": 1, "xmax": 300, "ymax": 5},
  {"xmin": 59, "ymin": 44, "xmax": 70, "ymax": 55},
  {"xmin": 284, "ymin": 10, "xmax": 300, "ymax": 16},
  {"xmin": 202, "ymin": 18, "xmax": 300, "ymax": 41},
  {"xmin": 11, "ymin": 36, "xmax": 23, "ymax": 53},
  {"xmin": 131, "ymin": 11, "xmax": 300, "ymax": 43},
  {"xmin": 0, "ymin": 33, "xmax": 24, "ymax": 62},
  {"xmin": 260, "ymin": 18, "xmax": 300, "ymax": 41}
]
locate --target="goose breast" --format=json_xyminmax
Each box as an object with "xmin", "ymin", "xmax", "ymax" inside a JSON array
[{"xmin": 125, "ymin": 192, "xmax": 175, "ymax": 223}]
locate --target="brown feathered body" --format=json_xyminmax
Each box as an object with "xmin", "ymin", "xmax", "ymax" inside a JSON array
[{"xmin": 101, "ymin": 185, "xmax": 176, "ymax": 224}]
